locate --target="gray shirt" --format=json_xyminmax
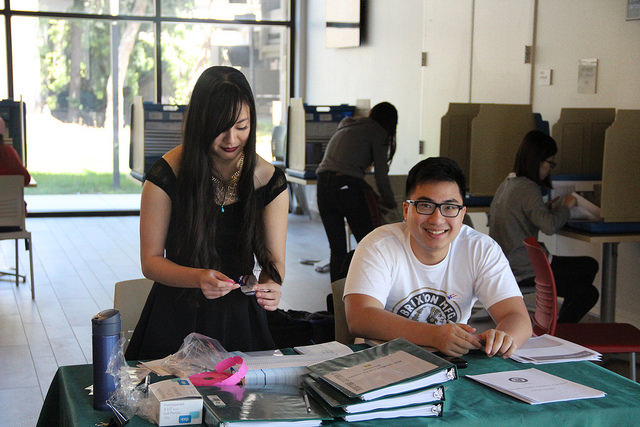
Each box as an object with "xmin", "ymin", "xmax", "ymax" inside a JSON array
[
  {"xmin": 489, "ymin": 174, "xmax": 570, "ymax": 281},
  {"xmin": 316, "ymin": 117, "xmax": 396, "ymax": 207}
]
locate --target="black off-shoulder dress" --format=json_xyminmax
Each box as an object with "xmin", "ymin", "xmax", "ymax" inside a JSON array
[{"xmin": 125, "ymin": 158, "xmax": 287, "ymax": 360}]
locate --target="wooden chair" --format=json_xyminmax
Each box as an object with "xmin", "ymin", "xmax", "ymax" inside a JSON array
[
  {"xmin": 0, "ymin": 175, "xmax": 34, "ymax": 299},
  {"xmin": 331, "ymin": 278, "xmax": 355, "ymax": 345},
  {"xmin": 114, "ymin": 278, "xmax": 153, "ymax": 351},
  {"xmin": 523, "ymin": 236, "xmax": 640, "ymax": 381}
]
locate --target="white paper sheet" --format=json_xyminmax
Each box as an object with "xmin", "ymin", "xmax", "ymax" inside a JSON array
[
  {"xmin": 293, "ymin": 341, "xmax": 354, "ymax": 357},
  {"xmin": 466, "ymin": 368, "xmax": 605, "ymax": 404},
  {"xmin": 570, "ymin": 192, "xmax": 601, "ymax": 220}
]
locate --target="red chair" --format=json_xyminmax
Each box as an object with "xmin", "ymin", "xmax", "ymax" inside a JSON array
[{"xmin": 523, "ymin": 236, "xmax": 640, "ymax": 381}]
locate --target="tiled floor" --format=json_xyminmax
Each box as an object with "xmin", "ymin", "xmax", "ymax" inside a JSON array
[{"xmin": 0, "ymin": 211, "xmax": 636, "ymax": 426}]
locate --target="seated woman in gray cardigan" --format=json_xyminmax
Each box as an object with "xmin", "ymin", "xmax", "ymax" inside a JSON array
[{"xmin": 489, "ymin": 130, "xmax": 598, "ymax": 323}]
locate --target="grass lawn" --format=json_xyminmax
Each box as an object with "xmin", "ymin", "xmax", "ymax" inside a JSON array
[{"xmin": 25, "ymin": 172, "xmax": 142, "ymax": 195}]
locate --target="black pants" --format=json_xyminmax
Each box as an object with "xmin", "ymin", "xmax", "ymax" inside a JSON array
[
  {"xmin": 317, "ymin": 172, "xmax": 379, "ymax": 282},
  {"xmin": 520, "ymin": 255, "xmax": 599, "ymax": 323}
]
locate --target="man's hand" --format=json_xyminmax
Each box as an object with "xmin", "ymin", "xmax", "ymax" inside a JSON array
[
  {"xmin": 433, "ymin": 322, "xmax": 482, "ymax": 357},
  {"xmin": 477, "ymin": 328, "xmax": 518, "ymax": 358}
]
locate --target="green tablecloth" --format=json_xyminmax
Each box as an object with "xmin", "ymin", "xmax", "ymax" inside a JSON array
[{"xmin": 37, "ymin": 353, "xmax": 640, "ymax": 426}]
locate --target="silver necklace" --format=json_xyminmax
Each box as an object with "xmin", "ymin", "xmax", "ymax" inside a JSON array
[{"xmin": 211, "ymin": 153, "xmax": 244, "ymax": 212}]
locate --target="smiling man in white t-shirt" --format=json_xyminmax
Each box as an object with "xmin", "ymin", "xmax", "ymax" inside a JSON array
[{"xmin": 344, "ymin": 157, "xmax": 532, "ymax": 358}]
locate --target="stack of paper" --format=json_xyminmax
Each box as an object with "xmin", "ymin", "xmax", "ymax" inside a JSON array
[
  {"xmin": 510, "ymin": 334, "xmax": 601, "ymax": 364},
  {"xmin": 302, "ymin": 338, "xmax": 456, "ymax": 422},
  {"xmin": 467, "ymin": 368, "xmax": 606, "ymax": 405}
]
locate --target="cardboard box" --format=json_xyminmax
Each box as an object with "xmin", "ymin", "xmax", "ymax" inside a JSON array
[{"xmin": 149, "ymin": 378, "xmax": 203, "ymax": 426}]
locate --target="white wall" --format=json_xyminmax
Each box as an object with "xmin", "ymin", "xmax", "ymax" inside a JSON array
[
  {"xmin": 302, "ymin": 0, "xmax": 424, "ymax": 175},
  {"xmin": 533, "ymin": 0, "xmax": 640, "ymax": 127},
  {"xmin": 532, "ymin": 0, "xmax": 640, "ymax": 326},
  {"xmin": 302, "ymin": 0, "xmax": 640, "ymax": 172},
  {"xmin": 301, "ymin": 0, "xmax": 640, "ymax": 326}
]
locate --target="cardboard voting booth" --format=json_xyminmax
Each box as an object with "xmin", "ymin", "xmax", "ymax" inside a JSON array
[
  {"xmin": 600, "ymin": 110, "xmax": 640, "ymax": 223},
  {"xmin": 551, "ymin": 108, "xmax": 615, "ymax": 176},
  {"xmin": 440, "ymin": 103, "xmax": 536, "ymax": 197}
]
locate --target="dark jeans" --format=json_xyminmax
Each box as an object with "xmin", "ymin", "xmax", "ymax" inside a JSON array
[
  {"xmin": 317, "ymin": 172, "xmax": 380, "ymax": 282},
  {"xmin": 519, "ymin": 255, "xmax": 599, "ymax": 323}
]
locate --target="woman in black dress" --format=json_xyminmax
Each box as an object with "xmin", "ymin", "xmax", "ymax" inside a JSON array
[{"xmin": 126, "ymin": 66, "xmax": 289, "ymax": 360}]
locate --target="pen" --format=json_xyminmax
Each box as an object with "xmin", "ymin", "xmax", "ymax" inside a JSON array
[{"xmin": 303, "ymin": 390, "xmax": 312, "ymax": 413}]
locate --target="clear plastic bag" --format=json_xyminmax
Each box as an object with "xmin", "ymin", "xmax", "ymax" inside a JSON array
[
  {"xmin": 158, "ymin": 332, "xmax": 230, "ymax": 378},
  {"xmin": 105, "ymin": 332, "xmax": 230, "ymax": 424},
  {"xmin": 105, "ymin": 336, "xmax": 153, "ymax": 423}
]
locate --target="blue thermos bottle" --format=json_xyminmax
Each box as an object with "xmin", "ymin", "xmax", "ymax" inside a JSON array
[{"xmin": 92, "ymin": 308, "xmax": 121, "ymax": 410}]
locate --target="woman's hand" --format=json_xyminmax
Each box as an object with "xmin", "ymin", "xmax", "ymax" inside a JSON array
[
  {"xmin": 562, "ymin": 193, "xmax": 577, "ymax": 209},
  {"xmin": 198, "ymin": 269, "xmax": 239, "ymax": 299},
  {"xmin": 254, "ymin": 280, "xmax": 281, "ymax": 311}
]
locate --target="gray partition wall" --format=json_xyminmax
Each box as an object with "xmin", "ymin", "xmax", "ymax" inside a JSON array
[
  {"xmin": 551, "ymin": 108, "xmax": 616, "ymax": 176},
  {"xmin": 601, "ymin": 110, "xmax": 640, "ymax": 223},
  {"xmin": 469, "ymin": 104, "xmax": 536, "ymax": 197},
  {"xmin": 440, "ymin": 103, "xmax": 481, "ymax": 185}
]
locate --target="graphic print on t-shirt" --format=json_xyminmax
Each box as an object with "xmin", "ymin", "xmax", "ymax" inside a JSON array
[{"xmin": 392, "ymin": 287, "xmax": 461, "ymax": 325}]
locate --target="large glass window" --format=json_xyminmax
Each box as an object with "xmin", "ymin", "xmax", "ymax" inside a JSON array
[
  {"xmin": 161, "ymin": 0, "xmax": 289, "ymax": 21},
  {"xmin": 160, "ymin": 23, "xmax": 288, "ymax": 161},
  {"xmin": 13, "ymin": 16, "xmax": 154, "ymax": 182},
  {"xmin": 5, "ymin": 2, "xmax": 291, "ymax": 197},
  {"xmin": 17, "ymin": 0, "xmax": 155, "ymax": 16},
  {"xmin": 0, "ymin": 19, "xmax": 7, "ymax": 100}
]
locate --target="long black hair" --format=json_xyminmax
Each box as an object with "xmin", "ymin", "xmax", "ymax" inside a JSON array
[
  {"xmin": 174, "ymin": 66, "xmax": 281, "ymax": 284},
  {"xmin": 513, "ymin": 130, "xmax": 557, "ymax": 188},
  {"xmin": 369, "ymin": 102, "xmax": 398, "ymax": 166}
]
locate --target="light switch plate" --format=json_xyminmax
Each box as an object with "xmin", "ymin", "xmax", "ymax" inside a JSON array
[{"xmin": 537, "ymin": 68, "xmax": 552, "ymax": 86}]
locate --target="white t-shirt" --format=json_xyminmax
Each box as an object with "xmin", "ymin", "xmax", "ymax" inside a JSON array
[{"xmin": 344, "ymin": 223, "xmax": 522, "ymax": 324}]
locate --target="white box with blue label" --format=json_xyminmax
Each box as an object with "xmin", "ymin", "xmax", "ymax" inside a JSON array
[{"xmin": 149, "ymin": 378, "xmax": 203, "ymax": 426}]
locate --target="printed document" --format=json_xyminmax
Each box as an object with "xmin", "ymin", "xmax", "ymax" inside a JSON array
[
  {"xmin": 466, "ymin": 368, "xmax": 605, "ymax": 404},
  {"xmin": 323, "ymin": 351, "xmax": 437, "ymax": 395}
]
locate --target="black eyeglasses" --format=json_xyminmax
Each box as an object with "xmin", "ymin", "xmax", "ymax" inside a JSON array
[
  {"xmin": 544, "ymin": 160, "xmax": 557, "ymax": 169},
  {"xmin": 405, "ymin": 200, "xmax": 464, "ymax": 217}
]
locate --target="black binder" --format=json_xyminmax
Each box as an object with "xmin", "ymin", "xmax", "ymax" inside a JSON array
[
  {"xmin": 199, "ymin": 384, "xmax": 332, "ymax": 426},
  {"xmin": 301, "ymin": 373, "xmax": 444, "ymax": 414},
  {"xmin": 307, "ymin": 338, "xmax": 457, "ymax": 401}
]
